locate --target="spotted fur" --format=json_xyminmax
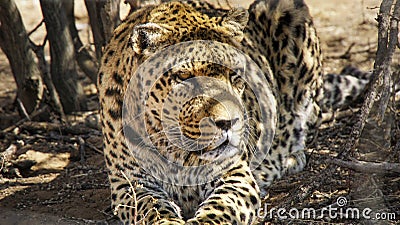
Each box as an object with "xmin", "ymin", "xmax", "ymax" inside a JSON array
[
  {"xmin": 323, "ymin": 65, "xmax": 372, "ymax": 111},
  {"xmin": 98, "ymin": 0, "xmax": 370, "ymax": 224}
]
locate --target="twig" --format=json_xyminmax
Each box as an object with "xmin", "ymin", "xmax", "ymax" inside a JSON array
[
  {"xmin": 2, "ymin": 105, "xmax": 49, "ymax": 133},
  {"xmin": 350, "ymin": 43, "xmax": 378, "ymax": 54},
  {"xmin": 325, "ymin": 43, "xmax": 376, "ymax": 59},
  {"xmin": 27, "ymin": 19, "xmax": 44, "ymax": 36},
  {"xmin": 340, "ymin": 42, "xmax": 356, "ymax": 59},
  {"xmin": 216, "ymin": 0, "xmax": 223, "ymax": 8},
  {"xmin": 330, "ymin": 158, "xmax": 400, "ymax": 174},
  {"xmin": 78, "ymin": 137, "xmax": 86, "ymax": 163},
  {"xmin": 85, "ymin": 142, "xmax": 103, "ymax": 155},
  {"xmin": 216, "ymin": 0, "xmax": 233, "ymax": 9},
  {"xmin": 361, "ymin": 0, "xmax": 366, "ymax": 24},
  {"xmin": 225, "ymin": 0, "xmax": 233, "ymax": 9},
  {"xmin": 16, "ymin": 98, "xmax": 31, "ymax": 121},
  {"xmin": 19, "ymin": 121, "xmax": 100, "ymax": 136},
  {"xmin": 321, "ymin": 108, "xmax": 360, "ymax": 124},
  {"xmin": 120, "ymin": 170, "xmax": 139, "ymax": 225}
]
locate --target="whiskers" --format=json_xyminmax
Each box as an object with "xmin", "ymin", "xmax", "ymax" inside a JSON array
[{"xmin": 242, "ymin": 112, "xmax": 261, "ymax": 157}]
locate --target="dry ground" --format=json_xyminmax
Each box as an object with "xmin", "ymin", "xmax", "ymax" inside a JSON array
[{"xmin": 1, "ymin": 0, "xmax": 399, "ymax": 224}]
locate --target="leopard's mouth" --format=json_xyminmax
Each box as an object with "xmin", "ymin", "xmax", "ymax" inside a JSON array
[{"xmin": 195, "ymin": 138, "xmax": 240, "ymax": 161}]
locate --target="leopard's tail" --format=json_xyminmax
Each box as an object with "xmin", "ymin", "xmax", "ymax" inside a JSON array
[{"xmin": 322, "ymin": 65, "xmax": 372, "ymax": 112}]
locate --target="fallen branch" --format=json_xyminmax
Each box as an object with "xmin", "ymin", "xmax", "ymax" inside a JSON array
[
  {"xmin": 321, "ymin": 108, "xmax": 360, "ymax": 124},
  {"xmin": 2, "ymin": 105, "xmax": 49, "ymax": 133},
  {"xmin": 330, "ymin": 158, "xmax": 400, "ymax": 174},
  {"xmin": 85, "ymin": 142, "xmax": 103, "ymax": 155},
  {"xmin": 338, "ymin": 42, "xmax": 355, "ymax": 59},
  {"xmin": 325, "ymin": 44, "xmax": 376, "ymax": 60},
  {"xmin": 19, "ymin": 121, "xmax": 100, "ymax": 136}
]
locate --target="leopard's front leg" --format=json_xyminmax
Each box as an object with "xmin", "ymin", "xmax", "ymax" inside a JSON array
[
  {"xmin": 109, "ymin": 172, "xmax": 185, "ymax": 225},
  {"xmin": 186, "ymin": 162, "xmax": 261, "ymax": 225}
]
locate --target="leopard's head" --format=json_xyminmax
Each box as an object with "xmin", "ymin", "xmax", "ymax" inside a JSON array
[
  {"xmin": 126, "ymin": 2, "xmax": 261, "ymax": 164},
  {"xmin": 156, "ymin": 62, "xmax": 249, "ymax": 161}
]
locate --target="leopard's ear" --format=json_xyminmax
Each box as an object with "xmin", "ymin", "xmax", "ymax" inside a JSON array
[
  {"xmin": 130, "ymin": 23, "xmax": 170, "ymax": 55},
  {"xmin": 221, "ymin": 8, "xmax": 249, "ymax": 41}
]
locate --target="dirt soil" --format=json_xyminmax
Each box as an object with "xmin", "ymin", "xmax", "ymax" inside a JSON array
[{"xmin": 0, "ymin": 0, "xmax": 399, "ymax": 224}]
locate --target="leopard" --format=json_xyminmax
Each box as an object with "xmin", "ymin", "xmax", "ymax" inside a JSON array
[{"xmin": 98, "ymin": 0, "xmax": 371, "ymax": 224}]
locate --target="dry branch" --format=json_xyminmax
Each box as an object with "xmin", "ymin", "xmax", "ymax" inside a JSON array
[
  {"xmin": 339, "ymin": 0, "xmax": 399, "ymax": 157},
  {"xmin": 2, "ymin": 106, "xmax": 49, "ymax": 133},
  {"xmin": 321, "ymin": 108, "xmax": 360, "ymax": 124},
  {"xmin": 19, "ymin": 121, "xmax": 100, "ymax": 136},
  {"xmin": 330, "ymin": 158, "xmax": 400, "ymax": 174}
]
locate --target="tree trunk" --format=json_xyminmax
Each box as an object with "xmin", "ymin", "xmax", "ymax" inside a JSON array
[
  {"xmin": 124, "ymin": 0, "xmax": 168, "ymax": 12},
  {"xmin": 40, "ymin": 0, "xmax": 87, "ymax": 114},
  {"xmin": 85, "ymin": 0, "xmax": 121, "ymax": 60},
  {"xmin": 64, "ymin": 0, "xmax": 98, "ymax": 83},
  {"xmin": 0, "ymin": 0, "xmax": 44, "ymax": 114}
]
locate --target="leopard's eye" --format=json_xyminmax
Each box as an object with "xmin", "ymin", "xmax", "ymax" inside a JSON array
[{"xmin": 174, "ymin": 70, "xmax": 192, "ymax": 81}]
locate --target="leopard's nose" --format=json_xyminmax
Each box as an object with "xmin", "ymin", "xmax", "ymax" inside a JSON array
[{"xmin": 215, "ymin": 118, "xmax": 239, "ymax": 131}]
